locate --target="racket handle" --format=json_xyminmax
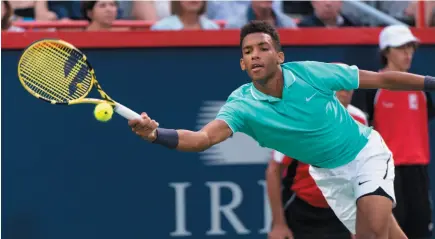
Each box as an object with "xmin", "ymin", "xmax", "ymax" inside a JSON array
[{"xmin": 114, "ymin": 102, "xmax": 141, "ymax": 120}]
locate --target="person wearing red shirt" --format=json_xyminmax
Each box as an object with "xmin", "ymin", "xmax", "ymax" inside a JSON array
[
  {"xmin": 267, "ymin": 90, "xmax": 368, "ymax": 239},
  {"xmin": 351, "ymin": 25, "xmax": 435, "ymax": 239},
  {"xmin": 360, "ymin": 25, "xmax": 434, "ymax": 239}
]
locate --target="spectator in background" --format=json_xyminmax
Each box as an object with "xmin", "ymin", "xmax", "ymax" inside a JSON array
[
  {"xmin": 405, "ymin": 0, "xmax": 435, "ymax": 26},
  {"xmin": 207, "ymin": 0, "xmax": 282, "ymax": 21},
  {"xmin": 8, "ymin": 0, "xmax": 56, "ymax": 21},
  {"xmin": 1, "ymin": 1, "xmax": 24, "ymax": 31},
  {"xmin": 344, "ymin": 1, "xmax": 435, "ymax": 27},
  {"xmin": 82, "ymin": 1, "xmax": 118, "ymax": 31},
  {"xmin": 153, "ymin": 0, "xmax": 171, "ymax": 20},
  {"xmin": 151, "ymin": 1, "xmax": 219, "ymax": 30},
  {"xmin": 298, "ymin": 0, "xmax": 358, "ymax": 27},
  {"xmin": 225, "ymin": 1, "xmax": 297, "ymax": 29},
  {"xmin": 118, "ymin": 1, "xmax": 158, "ymax": 21},
  {"xmin": 47, "ymin": 1, "xmax": 83, "ymax": 20},
  {"xmin": 354, "ymin": 25, "xmax": 434, "ymax": 239}
]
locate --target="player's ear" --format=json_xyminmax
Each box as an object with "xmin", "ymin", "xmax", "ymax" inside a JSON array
[
  {"xmin": 240, "ymin": 58, "xmax": 246, "ymax": 71},
  {"xmin": 277, "ymin": 52, "xmax": 284, "ymax": 64}
]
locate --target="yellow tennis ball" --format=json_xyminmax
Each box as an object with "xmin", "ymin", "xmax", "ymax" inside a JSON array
[{"xmin": 94, "ymin": 102, "xmax": 113, "ymax": 122}]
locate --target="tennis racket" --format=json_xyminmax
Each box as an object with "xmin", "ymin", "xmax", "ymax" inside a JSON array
[{"xmin": 17, "ymin": 38, "xmax": 141, "ymax": 120}]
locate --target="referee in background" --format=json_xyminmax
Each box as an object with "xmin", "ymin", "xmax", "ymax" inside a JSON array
[{"xmin": 354, "ymin": 25, "xmax": 435, "ymax": 239}]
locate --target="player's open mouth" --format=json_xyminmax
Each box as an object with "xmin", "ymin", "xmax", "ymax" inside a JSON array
[{"xmin": 251, "ymin": 64, "xmax": 264, "ymax": 72}]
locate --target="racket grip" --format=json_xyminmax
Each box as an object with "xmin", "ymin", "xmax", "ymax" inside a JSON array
[{"xmin": 114, "ymin": 102, "xmax": 141, "ymax": 120}]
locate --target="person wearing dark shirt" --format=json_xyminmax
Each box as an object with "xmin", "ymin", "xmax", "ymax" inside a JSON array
[{"xmin": 225, "ymin": 1, "xmax": 297, "ymax": 29}]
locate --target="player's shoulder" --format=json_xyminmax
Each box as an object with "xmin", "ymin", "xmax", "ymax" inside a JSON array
[
  {"xmin": 281, "ymin": 61, "xmax": 313, "ymax": 70},
  {"xmin": 281, "ymin": 61, "xmax": 335, "ymax": 76},
  {"xmin": 347, "ymin": 104, "xmax": 368, "ymax": 124},
  {"xmin": 282, "ymin": 61, "xmax": 355, "ymax": 70},
  {"xmin": 226, "ymin": 83, "xmax": 254, "ymax": 102},
  {"xmin": 217, "ymin": 83, "xmax": 253, "ymax": 119},
  {"xmin": 281, "ymin": 61, "xmax": 357, "ymax": 72}
]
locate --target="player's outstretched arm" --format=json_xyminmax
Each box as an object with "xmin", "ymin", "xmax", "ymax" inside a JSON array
[
  {"xmin": 358, "ymin": 70, "xmax": 435, "ymax": 91},
  {"xmin": 128, "ymin": 113, "xmax": 232, "ymax": 152}
]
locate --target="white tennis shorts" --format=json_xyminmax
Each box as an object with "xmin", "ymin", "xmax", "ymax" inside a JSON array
[{"xmin": 309, "ymin": 130, "xmax": 396, "ymax": 234}]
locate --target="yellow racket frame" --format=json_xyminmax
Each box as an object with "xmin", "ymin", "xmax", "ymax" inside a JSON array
[
  {"xmin": 17, "ymin": 38, "xmax": 142, "ymax": 120},
  {"xmin": 18, "ymin": 38, "xmax": 115, "ymax": 106}
]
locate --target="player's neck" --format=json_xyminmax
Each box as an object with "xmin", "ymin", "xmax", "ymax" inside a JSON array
[{"xmin": 253, "ymin": 67, "xmax": 284, "ymax": 98}]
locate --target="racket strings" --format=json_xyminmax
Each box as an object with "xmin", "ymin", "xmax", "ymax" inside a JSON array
[
  {"xmin": 41, "ymin": 42, "xmax": 91, "ymax": 96},
  {"xmin": 21, "ymin": 46, "xmax": 88, "ymax": 100},
  {"xmin": 19, "ymin": 40, "xmax": 93, "ymax": 103},
  {"xmin": 20, "ymin": 52, "xmax": 70, "ymax": 101},
  {"xmin": 21, "ymin": 50, "xmax": 78, "ymax": 98},
  {"xmin": 20, "ymin": 72, "xmax": 64, "ymax": 100}
]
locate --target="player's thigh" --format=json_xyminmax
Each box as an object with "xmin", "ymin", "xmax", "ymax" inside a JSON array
[
  {"xmin": 356, "ymin": 194, "xmax": 393, "ymax": 238},
  {"xmin": 285, "ymin": 195, "xmax": 352, "ymax": 239},
  {"xmin": 354, "ymin": 130, "xmax": 397, "ymax": 237}
]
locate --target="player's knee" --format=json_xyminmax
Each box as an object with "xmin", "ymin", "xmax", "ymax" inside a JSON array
[
  {"xmin": 361, "ymin": 221, "xmax": 389, "ymax": 238},
  {"xmin": 356, "ymin": 229, "xmax": 388, "ymax": 239},
  {"xmin": 391, "ymin": 235, "xmax": 408, "ymax": 239}
]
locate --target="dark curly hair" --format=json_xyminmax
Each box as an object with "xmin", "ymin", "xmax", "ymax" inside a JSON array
[{"xmin": 240, "ymin": 20, "xmax": 282, "ymax": 52}]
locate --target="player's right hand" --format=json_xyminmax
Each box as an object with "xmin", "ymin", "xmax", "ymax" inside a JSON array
[
  {"xmin": 268, "ymin": 224, "xmax": 294, "ymax": 239},
  {"xmin": 128, "ymin": 112, "xmax": 159, "ymax": 142}
]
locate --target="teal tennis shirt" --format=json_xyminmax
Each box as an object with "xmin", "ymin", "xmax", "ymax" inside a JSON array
[{"xmin": 216, "ymin": 61, "xmax": 372, "ymax": 168}]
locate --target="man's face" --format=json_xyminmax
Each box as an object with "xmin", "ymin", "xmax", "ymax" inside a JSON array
[
  {"xmin": 240, "ymin": 33, "xmax": 283, "ymax": 82},
  {"xmin": 312, "ymin": 0, "xmax": 342, "ymax": 21},
  {"xmin": 336, "ymin": 90, "xmax": 353, "ymax": 107},
  {"xmin": 385, "ymin": 43, "xmax": 416, "ymax": 71}
]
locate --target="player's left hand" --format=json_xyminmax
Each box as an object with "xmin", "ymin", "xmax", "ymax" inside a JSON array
[{"xmin": 268, "ymin": 224, "xmax": 294, "ymax": 239}]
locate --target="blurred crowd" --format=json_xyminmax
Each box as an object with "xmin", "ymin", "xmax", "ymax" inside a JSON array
[{"xmin": 2, "ymin": 0, "xmax": 435, "ymax": 32}]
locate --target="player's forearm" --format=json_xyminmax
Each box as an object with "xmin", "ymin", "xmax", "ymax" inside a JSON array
[
  {"xmin": 379, "ymin": 72, "xmax": 434, "ymax": 91},
  {"xmin": 175, "ymin": 130, "xmax": 212, "ymax": 152},
  {"xmin": 149, "ymin": 120, "xmax": 231, "ymax": 151},
  {"xmin": 266, "ymin": 165, "xmax": 287, "ymax": 226}
]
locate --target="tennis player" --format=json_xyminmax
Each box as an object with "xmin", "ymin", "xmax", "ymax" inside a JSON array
[
  {"xmin": 267, "ymin": 90, "xmax": 367, "ymax": 239},
  {"xmin": 129, "ymin": 20, "xmax": 435, "ymax": 238}
]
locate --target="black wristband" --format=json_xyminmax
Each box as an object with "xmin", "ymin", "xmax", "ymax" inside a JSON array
[
  {"xmin": 424, "ymin": 76, "xmax": 435, "ymax": 91},
  {"xmin": 152, "ymin": 128, "xmax": 179, "ymax": 149}
]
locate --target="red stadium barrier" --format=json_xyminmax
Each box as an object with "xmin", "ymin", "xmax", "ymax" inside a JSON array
[{"xmin": 3, "ymin": 28, "xmax": 435, "ymax": 50}]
